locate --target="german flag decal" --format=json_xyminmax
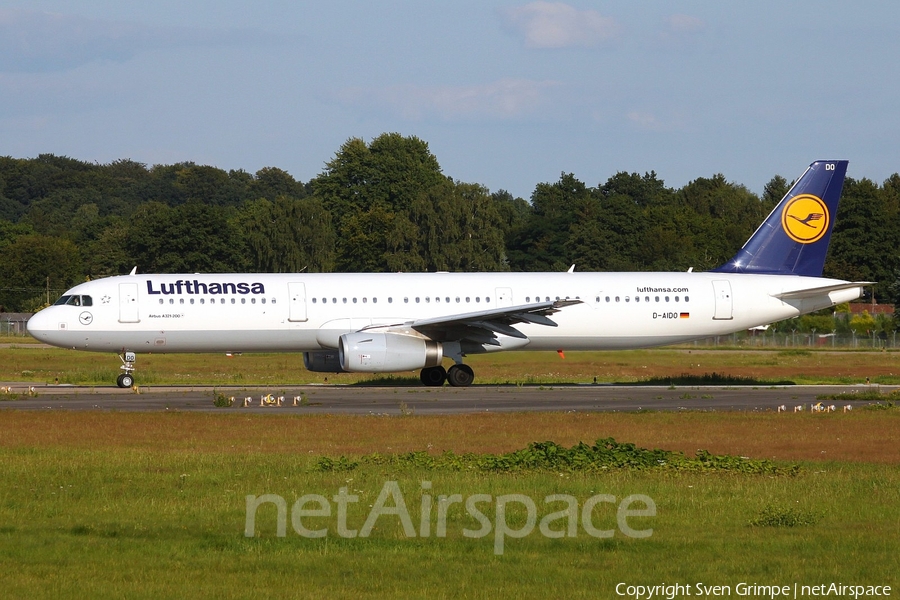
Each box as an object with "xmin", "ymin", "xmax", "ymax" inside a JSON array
[{"xmin": 680, "ymin": 313, "xmax": 690, "ymax": 319}]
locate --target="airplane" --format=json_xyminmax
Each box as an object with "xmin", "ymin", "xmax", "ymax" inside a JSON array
[{"xmin": 27, "ymin": 160, "xmax": 868, "ymax": 389}]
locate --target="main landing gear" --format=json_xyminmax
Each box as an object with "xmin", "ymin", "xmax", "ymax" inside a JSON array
[
  {"xmin": 419, "ymin": 364, "xmax": 474, "ymax": 387},
  {"xmin": 117, "ymin": 351, "xmax": 136, "ymax": 388}
]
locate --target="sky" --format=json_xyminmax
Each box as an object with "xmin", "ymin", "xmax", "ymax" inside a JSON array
[{"xmin": 1, "ymin": 1, "xmax": 899, "ymax": 200}]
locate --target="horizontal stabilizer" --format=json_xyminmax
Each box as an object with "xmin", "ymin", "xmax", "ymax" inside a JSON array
[{"xmin": 771, "ymin": 282, "xmax": 872, "ymax": 300}]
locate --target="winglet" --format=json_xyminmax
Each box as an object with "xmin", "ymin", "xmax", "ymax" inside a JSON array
[{"xmin": 713, "ymin": 160, "xmax": 848, "ymax": 277}]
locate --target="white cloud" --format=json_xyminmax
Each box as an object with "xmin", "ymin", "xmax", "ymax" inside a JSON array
[
  {"xmin": 337, "ymin": 79, "xmax": 559, "ymax": 121},
  {"xmin": 502, "ymin": 2, "xmax": 621, "ymax": 49},
  {"xmin": 0, "ymin": 9, "xmax": 264, "ymax": 72}
]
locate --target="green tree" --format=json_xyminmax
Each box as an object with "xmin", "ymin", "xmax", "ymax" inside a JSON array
[
  {"xmin": 125, "ymin": 201, "xmax": 244, "ymax": 273},
  {"xmin": 234, "ymin": 195, "xmax": 336, "ymax": 273},
  {"xmin": 312, "ymin": 133, "xmax": 459, "ymax": 272},
  {"xmin": 0, "ymin": 234, "xmax": 82, "ymax": 310}
]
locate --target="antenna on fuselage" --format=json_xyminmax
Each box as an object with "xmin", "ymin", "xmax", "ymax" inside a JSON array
[{"xmin": 129, "ymin": 266, "xmax": 137, "ymax": 276}]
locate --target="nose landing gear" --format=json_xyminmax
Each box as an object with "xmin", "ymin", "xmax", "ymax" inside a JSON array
[{"xmin": 117, "ymin": 351, "xmax": 136, "ymax": 388}]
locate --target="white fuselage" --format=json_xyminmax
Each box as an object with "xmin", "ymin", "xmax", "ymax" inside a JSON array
[{"xmin": 27, "ymin": 271, "xmax": 860, "ymax": 355}]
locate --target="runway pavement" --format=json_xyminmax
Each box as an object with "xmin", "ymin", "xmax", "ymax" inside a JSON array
[{"xmin": 1, "ymin": 382, "xmax": 894, "ymax": 414}]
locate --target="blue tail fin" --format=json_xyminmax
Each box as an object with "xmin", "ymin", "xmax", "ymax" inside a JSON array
[{"xmin": 713, "ymin": 160, "xmax": 848, "ymax": 277}]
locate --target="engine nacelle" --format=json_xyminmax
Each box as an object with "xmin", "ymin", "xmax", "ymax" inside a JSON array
[
  {"xmin": 303, "ymin": 351, "xmax": 346, "ymax": 373},
  {"xmin": 339, "ymin": 332, "xmax": 442, "ymax": 373}
]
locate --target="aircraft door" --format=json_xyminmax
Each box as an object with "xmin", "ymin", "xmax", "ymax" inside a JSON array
[
  {"xmin": 118, "ymin": 283, "xmax": 140, "ymax": 323},
  {"xmin": 496, "ymin": 288, "xmax": 513, "ymax": 307},
  {"xmin": 712, "ymin": 280, "xmax": 733, "ymax": 320},
  {"xmin": 288, "ymin": 282, "xmax": 308, "ymax": 322}
]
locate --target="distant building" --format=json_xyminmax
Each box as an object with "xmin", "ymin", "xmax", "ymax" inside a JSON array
[
  {"xmin": 1, "ymin": 313, "xmax": 33, "ymax": 336},
  {"xmin": 846, "ymin": 303, "xmax": 894, "ymax": 316}
]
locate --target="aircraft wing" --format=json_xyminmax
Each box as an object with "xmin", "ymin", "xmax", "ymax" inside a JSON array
[{"xmin": 361, "ymin": 299, "xmax": 582, "ymax": 347}]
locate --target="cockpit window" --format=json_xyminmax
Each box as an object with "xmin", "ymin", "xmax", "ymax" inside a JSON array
[{"xmin": 55, "ymin": 295, "xmax": 92, "ymax": 307}]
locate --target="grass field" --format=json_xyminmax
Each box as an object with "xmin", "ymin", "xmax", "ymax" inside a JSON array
[
  {"xmin": 1, "ymin": 340, "xmax": 899, "ymax": 386},
  {"xmin": 2, "ymin": 344, "xmax": 899, "ymax": 598},
  {"xmin": 1, "ymin": 410, "xmax": 898, "ymax": 599}
]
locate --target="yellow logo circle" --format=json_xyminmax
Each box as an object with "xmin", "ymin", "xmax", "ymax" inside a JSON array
[{"xmin": 781, "ymin": 194, "xmax": 829, "ymax": 244}]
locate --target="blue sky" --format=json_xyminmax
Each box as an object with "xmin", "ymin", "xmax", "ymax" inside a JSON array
[{"xmin": 1, "ymin": 1, "xmax": 898, "ymax": 200}]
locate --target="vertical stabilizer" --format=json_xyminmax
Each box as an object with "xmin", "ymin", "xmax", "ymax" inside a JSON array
[{"xmin": 713, "ymin": 160, "xmax": 847, "ymax": 277}]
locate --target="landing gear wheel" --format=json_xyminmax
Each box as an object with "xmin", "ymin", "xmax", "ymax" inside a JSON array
[
  {"xmin": 420, "ymin": 365, "xmax": 447, "ymax": 386},
  {"xmin": 116, "ymin": 373, "xmax": 134, "ymax": 388},
  {"xmin": 447, "ymin": 364, "xmax": 474, "ymax": 387}
]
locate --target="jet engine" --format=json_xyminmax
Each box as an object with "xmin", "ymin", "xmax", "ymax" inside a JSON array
[
  {"xmin": 303, "ymin": 351, "xmax": 346, "ymax": 373},
  {"xmin": 339, "ymin": 332, "xmax": 442, "ymax": 373}
]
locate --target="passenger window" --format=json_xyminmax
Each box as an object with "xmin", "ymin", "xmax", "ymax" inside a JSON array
[
  {"xmin": 231, "ymin": 298, "xmax": 236, "ymax": 304},
  {"xmin": 352, "ymin": 298, "xmax": 357, "ymax": 303},
  {"xmin": 190, "ymin": 298, "xmax": 195, "ymax": 305},
  {"xmin": 312, "ymin": 298, "xmax": 317, "ymax": 303},
  {"xmin": 159, "ymin": 299, "xmax": 164, "ymax": 305},
  {"xmin": 362, "ymin": 298, "xmax": 367, "ymax": 303},
  {"xmin": 685, "ymin": 296, "xmax": 690, "ymax": 302},
  {"xmin": 615, "ymin": 296, "xmax": 620, "ymax": 302},
  {"xmin": 655, "ymin": 296, "xmax": 659, "ymax": 302},
  {"xmin": 200, "ymin": 298, "xmax": 205, "ymax": 305},
  {"xmin": 241, "ymin": 298, "xmax": 246, "ymax": 304},
  {"xmin": 251, "ymin": 298, "xmax": 256, "ymax": 304},
  {"xmin": 665, "ymin": 296, "xmax": 670, "ymax": 302}
]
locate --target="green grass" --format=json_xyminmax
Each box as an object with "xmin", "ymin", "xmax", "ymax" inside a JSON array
[
  {"xmin": 1, "ymin": 444, "xmax": 897, "ymax": 598},
  {"xmin": 2, "ymin": 409, "xmax": 898, "ymax": 598},
  {"xmin": 3, "ymin": 345, "xmax": 900, "ymax": 386}
]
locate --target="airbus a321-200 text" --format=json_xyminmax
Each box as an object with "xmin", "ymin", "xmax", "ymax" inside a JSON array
[{"xmin": 28, "ymin": 160, "xmax": 868, "ymax": 388}]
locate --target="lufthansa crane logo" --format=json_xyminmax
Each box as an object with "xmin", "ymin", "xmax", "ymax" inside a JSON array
[{"xmin": 781, "ymin": 194, "xmax": 829, "ymax": 244}]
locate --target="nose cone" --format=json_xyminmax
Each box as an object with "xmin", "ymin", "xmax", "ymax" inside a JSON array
[{"xmin": 26, "ymin": 307, "xmax": 59, "ymax": 344}]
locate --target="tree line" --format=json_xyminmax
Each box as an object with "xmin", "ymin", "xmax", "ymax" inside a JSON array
[{"xmin": 1, "ymin": 133, "xmax": 899, "ymax": 324}]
